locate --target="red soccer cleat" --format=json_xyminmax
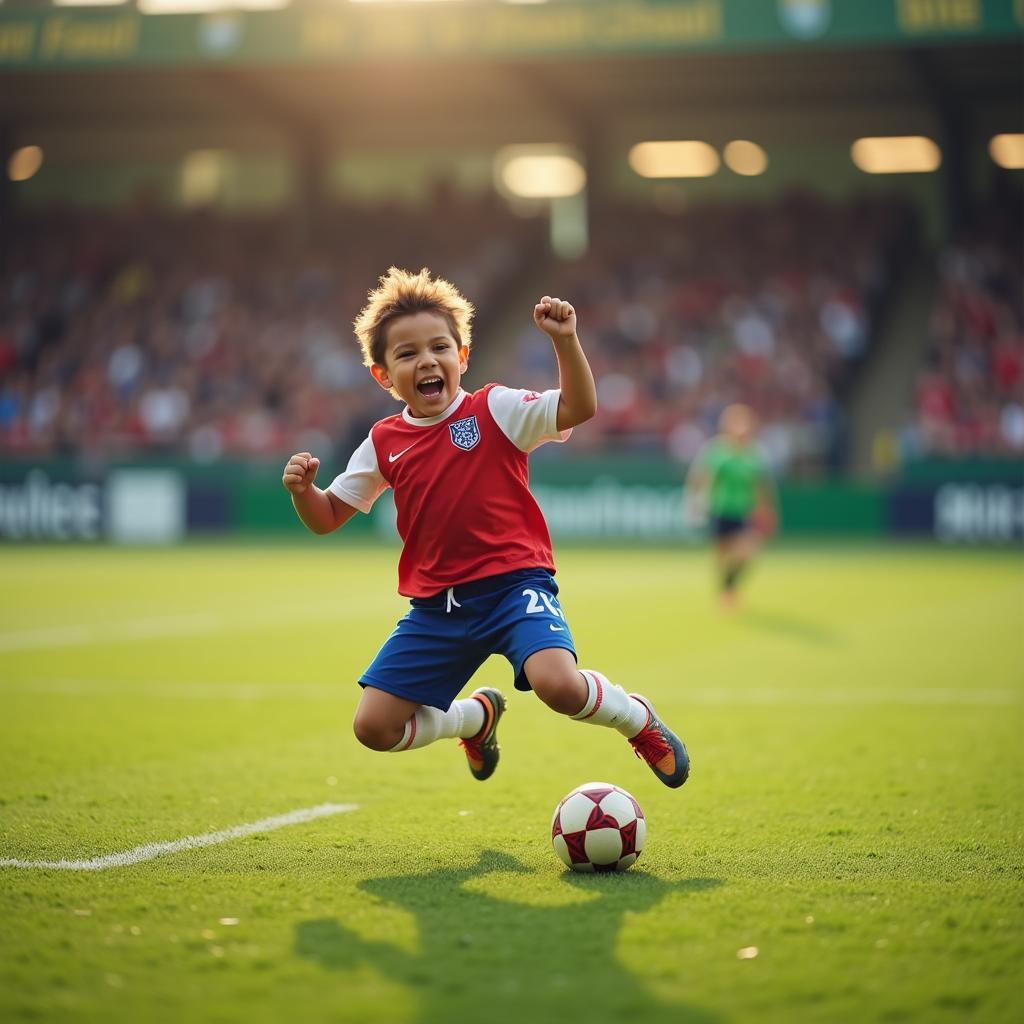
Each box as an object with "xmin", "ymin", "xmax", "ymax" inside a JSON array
[{"xmin": 627, "ymin": 695, "xmax": 690, "ymax": 788}]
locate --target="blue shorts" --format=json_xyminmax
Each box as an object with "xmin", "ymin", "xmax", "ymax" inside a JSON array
[
  {"xmin": 712, "ymin": 515, "xmax": 750, "ymax": 539},
  {"xmin": 359, "ymin": 569, "xmax": 577, "ymax": 710}
]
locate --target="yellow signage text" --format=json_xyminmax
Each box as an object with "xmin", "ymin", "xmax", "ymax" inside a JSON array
[
  {"xmin": 39, "ymin": 15, "xmax": 139, "ymax": 62},
  {"xmin": 0, "ymin": 22, "xmax": 35, "ymax": 63},
  {"xmin": 897, "ymin": 0, "xmax": 981, "ymax": 32}
]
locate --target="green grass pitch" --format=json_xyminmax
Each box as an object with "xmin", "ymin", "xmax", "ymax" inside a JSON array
[{"xmin": 1, "ymin": 542, "xmax": 1021, "ymax": 1023}]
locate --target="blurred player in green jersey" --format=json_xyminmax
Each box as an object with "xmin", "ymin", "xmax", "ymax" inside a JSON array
[{"xmin": 687, "ymin": 404, "xmax": 779, "ymax": 609}]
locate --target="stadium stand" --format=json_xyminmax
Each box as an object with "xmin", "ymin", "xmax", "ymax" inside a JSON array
[
  {"xmin": 905, "ymin": 192, "xmax": 1024, "ymax": 458},
  {"xmin": 0, "ymin": 193, "xmax": 545, "ymax": 464},
  {"xmin": 0, "ymin": 192, "xmax": 917, "ymax": 475},
  {"xmin": 508, "ymin": 192, "xmax": 916, "ymax": 475}
]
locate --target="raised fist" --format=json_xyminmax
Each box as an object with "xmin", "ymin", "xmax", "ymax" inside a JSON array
[
  {"xmin": 533, "ymin": 295, "xmax": 577, "ymax": 341},
  {"xmin": 282, "ymin": 452, "xmax": 320, "ymax": 495}
]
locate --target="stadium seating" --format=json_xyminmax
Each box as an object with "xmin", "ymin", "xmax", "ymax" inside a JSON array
[
  {"xmin": 502, "ymin": 193, "xmax": 916, "ymax": 475},
  {"xmin": 0, "ymin": 195, "xmax": 545, "ymax": 463},
  {"xmin": 0, "ymin": 192, "xmax": 915, "ymax": 474},
  {"xmin": 906, "ymin": 198, "xmax": 1024, "ymax": 457}
]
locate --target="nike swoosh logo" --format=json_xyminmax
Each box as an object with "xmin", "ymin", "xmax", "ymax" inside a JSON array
[
  {"xmin": 549, "ymin": 624, "xmax": 565, "ymax": 631},
  {"xmin": 389, "ymin": 442, "xmax": 421, "ymax": 463}
]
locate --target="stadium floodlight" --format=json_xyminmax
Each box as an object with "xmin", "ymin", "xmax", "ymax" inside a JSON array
[
  {"xmin": 7, "ymin": 146, "xmax": 44, "ymax": 183},
  {"xmin": 723, "ymin": 140, "xmax": 768, "ymax": 177},
  {"xmin": 850, "ymin": 136, "xmax": 941, "ymax": 174},
  {"xmin": 350, "ymin": 1, "xmax": 550, "ymax": 3},
  {"xmin": 989, "ymin": 134, "xmax": 1024, "ymax": 170},
  {"xmin": 181, "ymin": 149, "xmax": 231, "ymax": 206},
  {"xmin": 628, "ymin": 141, "xmax": 720, "ymax": 179},
  {"xmin": 495, "ymin": 147, "xmax": 586, "ymax": 199},
  {"xmin": 493, "ymin": 145, "xmax": 587, "ymax": 259},
  {"xmin": 52, "ymin": 0, "xmax": 129, "ymax": 7},
  {"xmin": 139, "ymin": 0, "xmax": 288, "ymax": 12}
]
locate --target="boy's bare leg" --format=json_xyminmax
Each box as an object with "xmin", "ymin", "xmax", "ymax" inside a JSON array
[
  {"xmin": 524, "ymin": 648, "xmax": 689, "ymax": 788},
  {"xmin": 353, "ymin": 688, "xmax": 421, "ymax": 751},
  {"xmin": 525, "ymin": 649, "xmax": 646, "ymax": 732},
  {"xmin": 352, "ymin": 685, "xmax": 504, "ymax": 779},
  {"xmin": 521, "ymin": 648, "xmax": 589, "ymax": 714}
]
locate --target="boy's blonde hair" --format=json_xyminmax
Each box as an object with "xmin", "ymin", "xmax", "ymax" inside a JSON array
[{"xmin": 353, "ymin": 267, "xmax": 475, "ymax": 369}]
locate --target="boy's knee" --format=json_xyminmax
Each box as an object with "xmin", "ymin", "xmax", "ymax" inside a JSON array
[
  {"xmin": 532, "ymin": 668, "xmax": 586, "ymax": 716},
  {"xmin": 352, "ymin": 711, "xmax": 398, "ymax": 752}
]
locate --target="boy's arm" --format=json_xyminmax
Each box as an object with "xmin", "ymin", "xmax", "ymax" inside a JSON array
[
  {"xmin": 533, "ymin": 296, "xmax": 597, "ymax": 431},
  {"xmin": 282, "ymin": 452, "xmax": 358, "ymax": 535}
]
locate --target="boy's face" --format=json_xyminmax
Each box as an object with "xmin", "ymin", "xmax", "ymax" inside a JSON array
[{"xmin": 371, "ymin": 311, "xmax": 469, "ymax": 418}]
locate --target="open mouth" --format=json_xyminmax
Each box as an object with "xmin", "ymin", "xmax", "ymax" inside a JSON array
[{"xmin": 416, "ymin": 376, "xmax": 444, "ymax": 399}]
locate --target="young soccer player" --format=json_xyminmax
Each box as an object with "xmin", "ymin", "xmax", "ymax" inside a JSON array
[
  {"xmin": 686, "ymin": 403, "xmax": 778, "ymax": 609},
  {"xmin": 282, "ymin": 267, "xmax": 688, "ymax": 789}
]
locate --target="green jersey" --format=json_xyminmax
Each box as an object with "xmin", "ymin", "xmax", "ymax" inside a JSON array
[{"xmin": 697, "ymin": 438, "xmax": 768, "ymax": 519}]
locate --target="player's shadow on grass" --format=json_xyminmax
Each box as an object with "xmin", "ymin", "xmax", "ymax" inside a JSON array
[
  {"xmin": 295, "ymin": 849, "xmax": 722, "ymax": 1023},
  {"xmin": 742, "ymin": 607, "xmax": 838, "ymax": 646}
]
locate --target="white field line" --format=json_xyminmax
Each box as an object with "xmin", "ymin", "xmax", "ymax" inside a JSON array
[
  {"xmin": 2, "ymin": 679, "xmax": 1019, "ymax": 706},
  {"xmin": 0, "ymin": 802, "xmax": 358, "ymax": 871},
  {"xmin": 686, "ymin": 687, "xmax": 1020, "ymax": 706},
  {"xmin": 0, "ymin": 613, "xmax": 218, "ymax": 652},
  {"xmin": 0, "ymin": 602, "xmax": 388, "ymax": 653},
  {"xmin": 4, "ymin": 680, "xmax": 344, "ymax": 701}
]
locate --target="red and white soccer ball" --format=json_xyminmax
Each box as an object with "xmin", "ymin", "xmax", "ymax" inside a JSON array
[{"xmin": 551, "ymin": 781, "xmax": 646, "ymax": 872}]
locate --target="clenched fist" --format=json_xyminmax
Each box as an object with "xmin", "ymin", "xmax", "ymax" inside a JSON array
[
  {"xmin": 282, "ymin": 452, "xmax": 320, "ymax": 495},
  {"xmin": 533, "ymin": 295, "xmax": 577, "ymax": 342}
]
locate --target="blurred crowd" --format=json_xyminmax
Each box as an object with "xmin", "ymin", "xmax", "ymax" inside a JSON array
[
  {"xmin": 0, "ymin": 191, "xmax": 930, "ymax": 474},
  {"xmin": 508, "ymin": 193, "xmax": 914, "ymax": 474},
  {"xmin": 905, "ymin": 198, "xmax": 1024, "ymax": 458},
  {"xmin": 0, "ymin": 194, "xmax": 543, "ymax": 467}
]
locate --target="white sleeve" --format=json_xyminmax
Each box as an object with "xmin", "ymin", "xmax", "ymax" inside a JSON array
[
  {"xmin": 327, "ymin": 435, "xmax": 388, "ymax": 513},
  {"xmin": 487, "ymin": 386, "xmax": 572, "ymax": 453}
]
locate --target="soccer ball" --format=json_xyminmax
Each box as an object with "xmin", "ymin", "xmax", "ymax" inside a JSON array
[{"xmin": 551, "ymin": 781, "xmax": 646, "ymax": 872}]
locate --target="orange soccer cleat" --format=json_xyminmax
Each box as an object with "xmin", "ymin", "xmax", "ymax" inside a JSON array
[{"xmin": 459, "ymin": 688, "xmax": 506, "ymax": 781}]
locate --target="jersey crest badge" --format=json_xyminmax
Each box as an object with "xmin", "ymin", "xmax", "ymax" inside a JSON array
[{"xmin": 449, "ymin": 415, "xmax": 481, "ymax": 451}]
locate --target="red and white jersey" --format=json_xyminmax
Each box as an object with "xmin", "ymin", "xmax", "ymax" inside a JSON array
[{"xmin": 328, "ymin": 384, "xmax": 570, "ymax": 597}]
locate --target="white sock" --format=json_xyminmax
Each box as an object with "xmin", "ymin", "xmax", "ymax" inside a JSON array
[
  {"xmin": 389, "ymin": 696, "xmax": 487, "ymax": 752},
  {"xmin": 570, "ymin": 669, "xmax": 649, "ymax": 738}
]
